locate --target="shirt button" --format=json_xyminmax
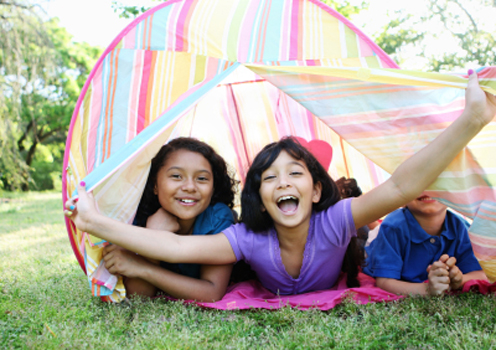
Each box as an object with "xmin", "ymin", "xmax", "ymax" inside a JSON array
[{"xmin": 430, "ymin": 238, "xmax": 436, "ymax": 244}]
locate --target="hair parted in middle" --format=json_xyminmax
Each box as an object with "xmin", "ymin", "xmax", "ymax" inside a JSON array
[{"xmin": 240, "ymin": 136, "xmax": 341, "ymax": 232}]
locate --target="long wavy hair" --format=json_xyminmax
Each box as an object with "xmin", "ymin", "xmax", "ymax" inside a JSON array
[{"xmin": 134, "ymin": 137, "xmax": 237, "ymax": 227}]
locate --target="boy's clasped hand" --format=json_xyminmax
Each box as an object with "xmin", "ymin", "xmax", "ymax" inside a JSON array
[{"xmin": 426, "ymin": 254, "xmax": 463, "ymax": 295}]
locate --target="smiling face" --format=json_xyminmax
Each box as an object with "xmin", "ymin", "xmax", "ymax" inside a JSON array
[
  {"xmin": 259, "ymin": 151, "xmax": 322, "ymax": 233},
  {"xmin": 406, "ymin": 193, "xmax": 447, "ymax": 218},
  {"xmin": 155, "ymin": 149, "xmax": 214, "ymax": 234}
]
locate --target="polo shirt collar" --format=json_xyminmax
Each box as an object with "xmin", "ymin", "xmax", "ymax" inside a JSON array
[{"xmin": 404, "ymin": 208, "xmax": 456, "ymax": 243}]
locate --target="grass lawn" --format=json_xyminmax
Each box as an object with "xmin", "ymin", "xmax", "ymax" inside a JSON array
[{"xmin": 1, "ymin": 191, "xmax": 495, "ymax": 349}]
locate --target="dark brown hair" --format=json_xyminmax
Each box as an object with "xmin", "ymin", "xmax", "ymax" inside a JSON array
[{"xmin": 134, "ymin": 137, "xmax": 237, "ymax": 227}]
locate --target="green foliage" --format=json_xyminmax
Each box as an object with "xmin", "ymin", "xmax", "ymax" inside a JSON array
[
  {"xmin": 2, "ymin": 192, "xmax": 496, "ymax": 348},
  {"xmin": 374, "ymin": 14, "xmax": 426, "ymax": 58},
  {"xmin": 320, "ymin": 0, "xmax": 368, "ymax": 18},
  {"xmin": 0, "ymin": 2, "xmax": 101, "ymax": 191},
  {"xmin": 427, "ymin": 0, "xmax": 496, "ymax": 71},
  {"xmin": 373, "ymin": 0, "xmax": 496, "ymax": 71},
  {"xmin": 111, "ymin": 0, "xmax": 163, "ymax": 18}
]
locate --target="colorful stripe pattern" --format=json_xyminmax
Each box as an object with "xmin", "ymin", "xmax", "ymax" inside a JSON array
[{"xmin": 63, "ymin": 0, "xmax": 496, "ymax": 302}]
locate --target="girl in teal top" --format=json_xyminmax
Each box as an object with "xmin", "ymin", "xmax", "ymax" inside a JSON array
[{"xmin": 102, "ymin": 137, "xmax": 237, "ymax": 302}]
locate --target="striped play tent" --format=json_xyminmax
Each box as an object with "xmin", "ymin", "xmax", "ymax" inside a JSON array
[{"xmin": 63, "ymin": 0, "xmax": 496, "ymax": 302}]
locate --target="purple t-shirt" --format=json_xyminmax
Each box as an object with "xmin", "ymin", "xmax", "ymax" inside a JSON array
[{"xmin": 223, "ymin": 199, "xmax": 356, "ymax": 295}]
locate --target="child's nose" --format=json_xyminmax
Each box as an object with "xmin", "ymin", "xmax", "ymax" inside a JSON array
[
  {"xmin": 277, "ymin": 176, "xmax": 291, "ymax": 189},
  {"xmin": 181, "ymin": 179, "xmax": 197, "ymax": 191}
]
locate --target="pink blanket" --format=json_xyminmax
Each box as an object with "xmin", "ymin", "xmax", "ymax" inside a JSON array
[
  {"xmin": 157, "ymin": 274, "xmax": 495, "ymax": 310},
  {"xmin": 460, "ymin": 279, "xmax": 496, "ymax": 294},
  {"xmin": 194, "ymin": 273, "xmax": 403, "ymax": 311}
]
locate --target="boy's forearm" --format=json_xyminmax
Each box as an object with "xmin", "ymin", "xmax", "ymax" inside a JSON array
[
  {"xmin": 460, "ymin": 270, "xmax": 488, "ymax": 287},
  {"xmin": 376, "ymin": 277, "xmax": 429, "ymax": 296}
]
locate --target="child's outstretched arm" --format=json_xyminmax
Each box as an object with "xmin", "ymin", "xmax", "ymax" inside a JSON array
[
  {"xmin": 352, "ymin": 72, "xmax": 496, "ymax": 229},
  {"xmin": 64, "ymin": 184, "xmax": 237, "ymax": 265}
]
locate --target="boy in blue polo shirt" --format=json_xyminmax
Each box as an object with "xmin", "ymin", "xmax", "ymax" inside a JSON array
[{"xmin": 364, "ymin": 193, "xmax": 487, "ymax": 296}]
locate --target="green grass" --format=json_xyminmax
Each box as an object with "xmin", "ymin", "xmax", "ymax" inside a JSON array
[{"xmin": 1, "ymin": 192, "xmax": 496, "ymax": 349}]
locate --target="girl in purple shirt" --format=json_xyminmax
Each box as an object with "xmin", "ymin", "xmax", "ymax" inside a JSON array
[{"xmin": 65, "ymin": 72, "xmax": 495, "ymax": 297}]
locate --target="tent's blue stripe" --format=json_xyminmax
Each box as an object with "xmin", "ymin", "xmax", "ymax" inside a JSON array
[{"xmin": 72, "ymin": 62, "xmax": 241, "ymax": 198}]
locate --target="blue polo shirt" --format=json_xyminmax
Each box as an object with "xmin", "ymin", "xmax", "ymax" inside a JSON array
[{"xmin": 363, "ymin": 207, "xmax": 481, "ymax": 283}]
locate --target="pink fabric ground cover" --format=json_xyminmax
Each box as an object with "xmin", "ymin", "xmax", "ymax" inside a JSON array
[
  {"xmin": 193, "ymin": 273, "xmax": 404, "ymax": 311},
  {"xmin": 162, "ymin": 274, "xmax": 495, "ymax": 311}
]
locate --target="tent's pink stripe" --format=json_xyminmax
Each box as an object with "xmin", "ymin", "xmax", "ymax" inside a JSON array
[
  {"xmin": 123, "ymin": 26, "xmax": 137, "ymax": 49},
  {"xmin": 359, "ymin": 36, "xmax": 374, "ymax": 57},
  {"xmin": 472, "ymin": 243, "xmax": 496, "ymax": 258},
  {"xmin": 127, "ymin": 51, "xmax": 143, "ymax": 141},
  {"xmin": 469, "ymin": 233, "xmax": 496, "ymax": 247},
  {"xmin": 307, "ymin": 0, "xmax": 399, "ymax": 69},
  {"xmin": 289, "ymin": 0, "xmax": 300, "ymax": 60},
  {"xmin": 366, "ymin": 158, "xmax": 382, "ymax": 186},
  {"xmin": 323, "ymin": 99, "xmax": 465, "ymax": 126},
  {"xmin": 175, "ymin": 0, "xmax": 195, "ymax": 52},
  {"xmin": 137, "ymin": 51, "xmax": 153, "ymax": 134},
  {"xmin": 332, "ymin": 112, "xmax": 459, "ymax": 138}
]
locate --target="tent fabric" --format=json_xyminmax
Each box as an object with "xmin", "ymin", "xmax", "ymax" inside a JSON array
[{"xmin": 63, "ymin": 0, "xmax": 496, "ymax": 303}]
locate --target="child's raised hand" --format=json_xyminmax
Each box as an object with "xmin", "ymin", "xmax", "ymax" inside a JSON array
[
  {"xmin": 146, "ymin": 208, "xmax": 180, "ymax": 232},
  {"xmin": 64, "ymin": 182, "xmax": 98, "ymax": 233},
  {"xmin": 464, "ymin": 70, "xmax": 496, "ymax": 127},
  {"xmin": 426, "ymin": 259, "xmax": 450, "ymax": 296}
]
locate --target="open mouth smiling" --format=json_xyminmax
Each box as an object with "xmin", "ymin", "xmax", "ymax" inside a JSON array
[
  {"xmin": 178, "ymin": 198, "xmax": 198, "ymax": 204},
  {"xmin": 277, "ymin": 195, "xmax": 299, "ymax": 214}
]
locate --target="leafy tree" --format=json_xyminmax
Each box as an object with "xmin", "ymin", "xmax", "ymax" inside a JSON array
[
  {"xmin": 0, "ymin": 1, "xmax": 101, "ymax": 190},
  {"xmin": 373, "ymin": 0, "xmax": 496, "ymax": 71}
]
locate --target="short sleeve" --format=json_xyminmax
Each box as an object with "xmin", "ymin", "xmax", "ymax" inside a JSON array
[
  {"xmin": 364, "ymin": 224, "xmax": 405, "ymax": 279},
  {"xmin": 192, "ymin": 203, "xmax": 235, "ymax": 236},
  {"xmin": 453, "ymin": 220, "xmax": 482, "ymax": 274},
  {"xmin": 223, "ymin": 223, "xmax": 249, "ymax": 262},
  {"xmin": 206, "ymin": 203, "xmax": 235, "ymax": 233},
  {"xmin": 318, "ymin": 198, "xmax": 356, "ymax": 247}
]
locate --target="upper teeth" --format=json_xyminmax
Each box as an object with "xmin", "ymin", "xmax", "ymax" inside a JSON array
[
  {"xmin": 180, "ymin": 199, "xmax": 195, "ymax": 203},
  {"xmin": 277, "ymin": 196, "xmax": 297, "ymax": 203}
]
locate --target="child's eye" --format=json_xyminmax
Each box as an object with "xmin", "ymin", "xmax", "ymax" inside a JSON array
[
  {"xmin": 170, "ymin": 174, "xmax": 182, "ymax": 179},
  {"xmin": 263, "ymin": 175, "xmax": 276, "ymax": 181},
  {"xmin": 197, "ymin": 176, "xmax": 210, "ymax": 182},
  {"xmin": 290, "ymin": 171, "xmax": 303, "ymax": 176}
]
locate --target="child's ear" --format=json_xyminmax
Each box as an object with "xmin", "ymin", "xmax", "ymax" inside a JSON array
[
  {"xmin": 312, "ymin": 181, "xmax": 322, "ymax": 203},
  {"xmin": 153, "ymin": 185, "xmax": 158, "ymax": 195},
  {"xmin": 260, "ymin": 204, "xmax": 266, "ymax": 212}
]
